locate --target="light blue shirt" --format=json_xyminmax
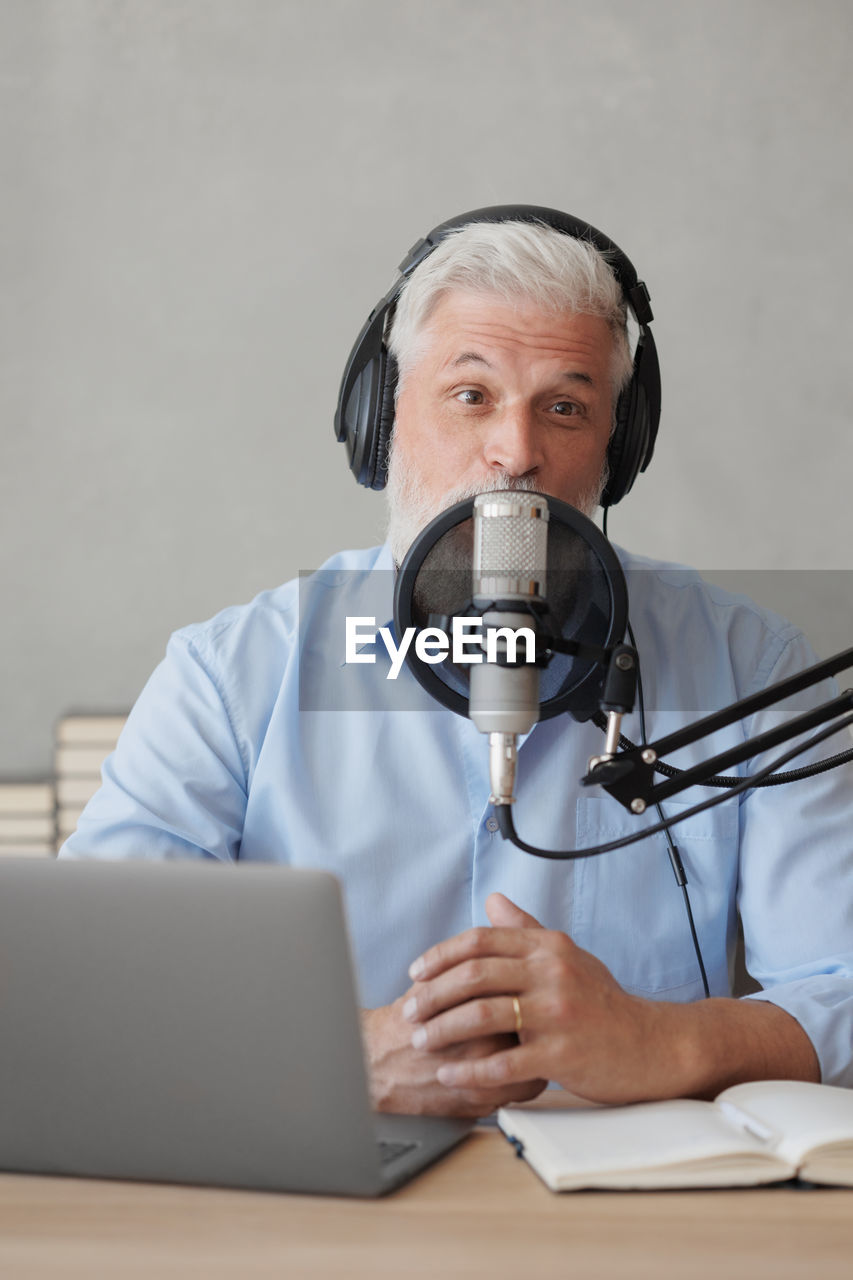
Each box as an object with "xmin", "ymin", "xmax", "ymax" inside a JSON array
[{"xmin": 61, "ymin": 544, "xmax": 853, "ymax": 1086}]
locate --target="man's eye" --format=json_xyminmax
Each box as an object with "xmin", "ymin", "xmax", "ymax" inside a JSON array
[
  {"xmin": 456, "ymin": 389, "xmax": 484, "ymax": 405},
  {"xmin": 552, "ymin": 400, "xmax": 581, "ymax": 416}
]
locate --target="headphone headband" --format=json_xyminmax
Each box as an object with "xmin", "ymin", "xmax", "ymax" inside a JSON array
[{"xmin": 335, "ymin": 204, "xmax": 661, "ymax": 505}]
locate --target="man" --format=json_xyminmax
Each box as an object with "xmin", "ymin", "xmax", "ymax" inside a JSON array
[{"xmin": 61, "ymin": 208, "xmax": 853, "ymax": 1113}]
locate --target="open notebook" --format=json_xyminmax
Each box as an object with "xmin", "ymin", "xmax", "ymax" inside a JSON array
[{"xmin": 498, "ymin": 1080, "xmax": 853, "ymax": 1191}]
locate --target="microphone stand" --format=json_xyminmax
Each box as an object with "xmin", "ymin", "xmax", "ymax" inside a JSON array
[
  {"xmin": 582, "ymin": 646, "xmax": 853, "ymax": 815},
  {"xmin": 494, "ymin": 644, "xmax": 853, "ymax": 862}
]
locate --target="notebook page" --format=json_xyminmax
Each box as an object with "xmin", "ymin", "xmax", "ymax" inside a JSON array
[
  {"xmin": 499, "ymin": 1098, "xmax": 771, "ymax": 1176},
  {"xmin": 718, "ymin": 1081, "xmax": 853, "ymax": 1164}
]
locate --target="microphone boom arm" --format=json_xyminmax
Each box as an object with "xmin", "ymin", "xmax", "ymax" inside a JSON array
[{"xmin": 583, "ymin": 646, "xmax": 853, "ymax": 814}]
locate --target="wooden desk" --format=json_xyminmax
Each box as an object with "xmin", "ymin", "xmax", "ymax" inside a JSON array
[{"xmin": 0, "ymin": 1127, "xmax": 850, "ymax": 1279}]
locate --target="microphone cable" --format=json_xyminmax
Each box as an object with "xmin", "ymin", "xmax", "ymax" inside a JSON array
[
  {"xmin": 602, "ymin": 509, "xmax": 709, "ymax": 994},
  {"xmin": 496, "ymin": 711, "xmax": 853, "ymax": 858},
  {"xmin": 626, "ymin": 616, "xmax": 710, "ymax": 998}
]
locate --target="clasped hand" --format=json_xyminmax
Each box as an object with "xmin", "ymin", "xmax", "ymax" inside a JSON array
[{"xmin": 363, "ymin": 892, "xmax": 670, "ymax": 1115}]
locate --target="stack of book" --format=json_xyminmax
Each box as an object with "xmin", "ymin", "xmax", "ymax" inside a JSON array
[
  {"xmin": 0, "ymin": 782, "xmax": 56, "ymax": 857},
  {"xmin": 55, "ymin": 714, "xmax": 127, "ymax": 848}
]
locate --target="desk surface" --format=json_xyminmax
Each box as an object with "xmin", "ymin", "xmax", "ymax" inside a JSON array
[{"xmin": 1, "ymin": 1127, "xmax": 851, "ymax": 1280}]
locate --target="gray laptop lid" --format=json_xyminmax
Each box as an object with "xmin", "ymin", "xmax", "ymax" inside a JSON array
[{"xmin": 0, "ymin": 860, "xmax": 470, "ymax": 1195}]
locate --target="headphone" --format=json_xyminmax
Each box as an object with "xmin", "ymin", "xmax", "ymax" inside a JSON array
[{"xmin": 334, "ymin": 204, "xmax": 661, "ymax": 508}]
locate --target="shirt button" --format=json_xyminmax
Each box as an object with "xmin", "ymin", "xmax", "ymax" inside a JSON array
[{"xmin": 485, "ymin": 817, "xmax": 499, "ymax": 832}]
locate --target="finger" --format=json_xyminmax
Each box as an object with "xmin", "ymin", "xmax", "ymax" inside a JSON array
[
  {"xmin": 485, "ymin": 893, "xmax": 544, "ymax": 930},
  {"xmin": 403, "ymin": 957, "xmax": 525, "ymax": 1024},
  {"xmin": 436, "ymin": 1044, "xmax": 542, "ymax": 1090},
  {"xmin": 411, "ymin": 994, "xmax": 529, "ymax": 1052},
  {"xmin": 409, "ymin": 926, "xmax": 533, "ymax": 982}
]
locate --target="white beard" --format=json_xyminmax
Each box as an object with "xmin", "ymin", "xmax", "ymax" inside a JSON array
[{"xmin": 384, "ymin": 438, "xmax": 608, "ymax": 565}]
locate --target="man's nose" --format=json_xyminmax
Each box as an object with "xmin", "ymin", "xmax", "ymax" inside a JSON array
[{"xmin": 483, "ymin": 406, "xmax": 544, "ymax": 478}]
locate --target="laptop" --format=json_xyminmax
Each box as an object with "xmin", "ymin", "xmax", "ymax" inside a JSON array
[{"xmin": 0, "ymin": 859, "xmax": 472, "ymax": 1195}]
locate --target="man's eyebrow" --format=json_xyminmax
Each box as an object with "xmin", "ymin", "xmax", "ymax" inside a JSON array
[
  {"xmin": 449, "ymin": 353, "xmax": 596, "ymax": 386},
  {"xmin": 450, "ymin": 351, "xmax": 493, "ymax": 369}
]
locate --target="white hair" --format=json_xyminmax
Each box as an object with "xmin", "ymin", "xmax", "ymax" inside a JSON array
[{"xmin": 386, "ymin": 219, "xmax": 634, "ymax": 398}]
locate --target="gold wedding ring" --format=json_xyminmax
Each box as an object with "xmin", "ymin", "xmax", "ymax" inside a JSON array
[{"xmin": 512, "ymin": 995, "xmax": 523, "ymax": 1034}]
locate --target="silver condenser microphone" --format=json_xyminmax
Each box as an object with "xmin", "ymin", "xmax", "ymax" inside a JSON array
[{"xmin": 469, "ymin": 492, "xmax": 550, "ymax": 804}]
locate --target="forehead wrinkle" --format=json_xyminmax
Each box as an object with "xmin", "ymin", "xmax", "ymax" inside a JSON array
[
  {"xmin": 418, "ymin": 298, "xmax": 614, "ymax": 393},
  {"xmin": 433, "ymin": 326, "xmax": 607, "ymax": 370}
]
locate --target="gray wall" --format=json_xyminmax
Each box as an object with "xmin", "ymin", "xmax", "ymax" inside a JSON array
[{"xmin": 2, "ymin": 0, "xmax": 851, "ymax": 777}]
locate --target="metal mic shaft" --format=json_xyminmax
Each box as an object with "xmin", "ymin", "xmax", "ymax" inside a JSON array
[{"xmin": 468, "ymin": 492, "xmax": 549, "ymax": 804}]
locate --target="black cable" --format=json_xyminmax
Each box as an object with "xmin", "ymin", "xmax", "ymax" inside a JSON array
[
  {"xmin": 602, "ymin": 509, "xmax": 711, "ymax": 993},
  {"xmin": 626, "ymin": 619, "xmax": 711, "ymax": 998},
  {"xmin": 499, "ymin": 710, "xmax": 853, "ymax": 860}
]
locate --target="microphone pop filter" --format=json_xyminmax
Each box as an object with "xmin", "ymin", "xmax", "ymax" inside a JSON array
[{"xmin": 393, "ymin": 492, "xmax": 628, "ymax": 723}]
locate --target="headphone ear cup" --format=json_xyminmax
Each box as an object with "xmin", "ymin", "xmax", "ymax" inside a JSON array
[
  {"xmin": 335, "ymin": 290, "xmax": 398, "ymax": 489},
  {"xmin": 601, "ymin": 326, "xmax": 660, "ymax": 508},
  {"xmin": 337, "ymin": 351, "xmax": 383, "ymax": 488},
  {"xmin": 370, "ymin": 354, "xmax": 397, "ymax": 491},
  {"xmin": 338, "ymin": 346, "xmax": 394, "ymax": 491},
  {"xmin": 602, "ymin": 375, "xmax": 648, "ymax": 508}
]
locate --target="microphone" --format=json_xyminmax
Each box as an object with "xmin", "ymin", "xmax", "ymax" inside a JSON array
[
  {"xmin": 468, "ymin": 492, "xmax": 550, "ymax": 805},
  {"xmin": 393, "ymin": 489, "xmax": 628, "ymax": 728}
]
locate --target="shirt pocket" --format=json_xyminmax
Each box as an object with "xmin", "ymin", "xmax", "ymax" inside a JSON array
[{"xmin": 572, "ymin": 796, "xmax": 739, "ymax": 1001}]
